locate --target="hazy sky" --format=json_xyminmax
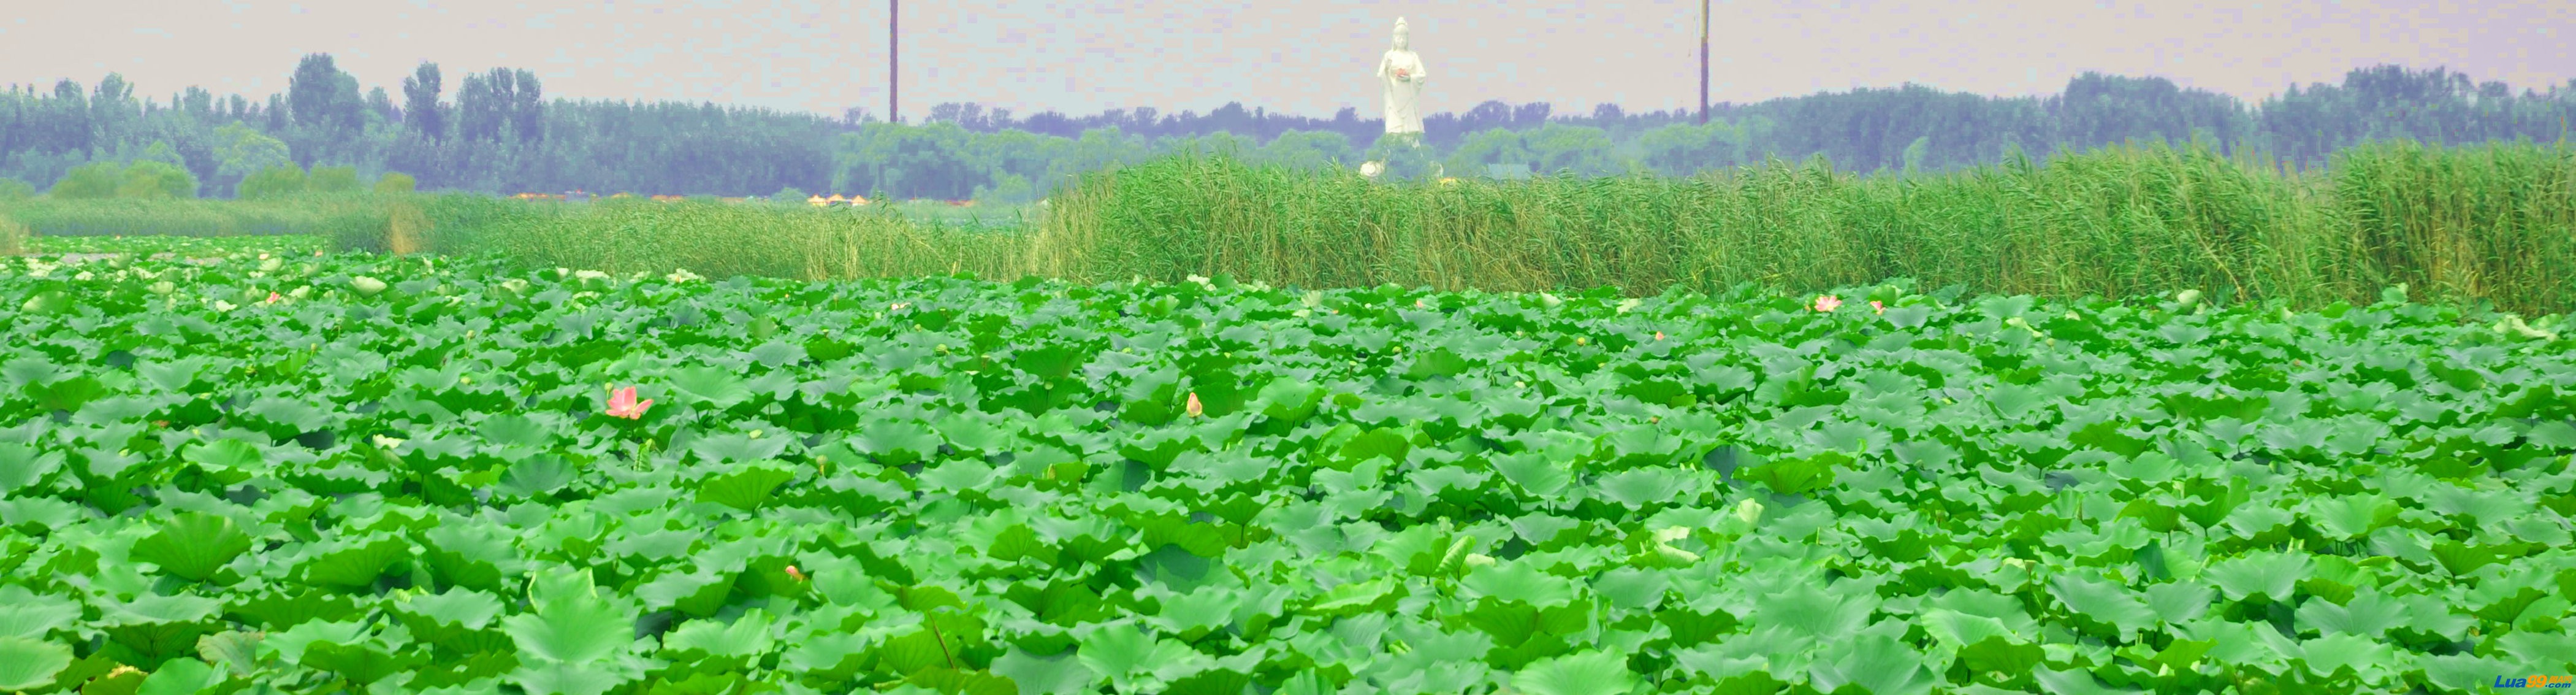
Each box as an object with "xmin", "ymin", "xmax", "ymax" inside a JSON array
[{"xmin": 3, "ymin": 1, "xmax": 2570, "ymax": 121}]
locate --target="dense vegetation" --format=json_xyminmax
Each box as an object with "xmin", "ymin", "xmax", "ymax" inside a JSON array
[
  {"xmin": 4, "ymin": 58, "xmax": 2571, "ymax": 202},
  {"xmin": 18, "ymin": 136, "xmax": 2557, "ymax": 316},
  {"xmin": 0, "ymin": 241, "xmax": 2567, "ymax": 694}
]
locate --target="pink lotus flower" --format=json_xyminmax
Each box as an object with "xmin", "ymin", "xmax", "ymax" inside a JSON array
[
  {"xmin": 1812, "ymin": 294, "xmax": 1843, "ymax": 312},
  {"xmin": 1653, "ymin": 331, "xmax": 1666, "ymax": 341},
  {"xmin": 1870, "ymin": 301, "xmax": 1885, "ymax": 315},
  {"xmin": 784, "ymin": 565, "xmax": 807, "ymax": 582},
  {"xmin": 1185, "ymin": 391, "xmax": 1205, "ymax": 418},
  {"xmin": 604, "ymin": 386, "xmax": 653, "ymax": 420},
  {"xmin": 265, "ymin": 292, "xmax": 282, "ymax": 304}
]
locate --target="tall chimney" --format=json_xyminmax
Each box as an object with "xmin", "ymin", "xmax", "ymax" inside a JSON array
[
  {"xmin": 1699, "ymin": 0, "xmax": 1710, "ymax": 125},
  {"xmin": 890, "ymin": 0, "xmax": 899, "ymax": 124}
]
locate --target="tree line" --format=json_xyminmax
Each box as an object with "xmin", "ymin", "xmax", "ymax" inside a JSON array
[{"xmin": 2, "ymin": 56, "xmax": 2570, "ymax": 204}]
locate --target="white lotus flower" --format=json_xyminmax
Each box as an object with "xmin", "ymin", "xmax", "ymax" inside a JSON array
[{"xmin": 1360, "ymin": 161, "xmax": 1385, "ymax": 179}]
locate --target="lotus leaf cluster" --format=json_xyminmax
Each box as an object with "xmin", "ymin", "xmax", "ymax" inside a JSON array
[{"xmin": 0, "ymin": 248, "xmax": 2570, "ymax": 694}]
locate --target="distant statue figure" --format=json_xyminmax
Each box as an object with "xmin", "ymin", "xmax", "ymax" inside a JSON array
[{"xmin": 1377, "ymin": 17, "xmax": 1430, "ymax": 139}]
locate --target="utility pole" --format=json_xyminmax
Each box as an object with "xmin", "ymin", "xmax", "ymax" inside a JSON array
[
  {"xmin": 890, "ymin": 0, "xmax": 900, "ymax": 125},
  {"xmin": 1699, "ymin": 0, "xmax": 1710, "ymax": 125}
]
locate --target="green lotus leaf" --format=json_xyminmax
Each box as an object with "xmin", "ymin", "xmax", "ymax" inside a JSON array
[
  {"xmin": 853, "ymin": 418, "xmax": 943, "ymax": 467},
  {"xmin": 501, "ymin": 570, "xmax": 638, "ymax": 665},
  {"xmin": 477, "ymin": 413, "xmax": 551, "ymax": 447},
  {"xmin": 1074, "ymin": 624, "xmax": 1197, "ymax": 693},
  {"xmin": 509, "ymin": 659, "xmax": 634, "ymax": 695},
  {"xmin": 1749, "ymin": 583, "xmax": 1873, "ymax": 640},
  {"xmin": 131, "ymin": 512, "xmax": 254, "ymax": 582},
  {"xmin": 668, "ymin": 364, "xmax": 753, "ymax": 409},
  {"xmin": 264, "ymin": 618, "xmax": 367, "ymax": 665},
  {"xmin": 134, "ymin": 655, "xmax": 226, "ymax": 695},
  {"xmin": 2292, "ymin": 588, "xmax": 2406, "ymax": 639},
  {"xmin": 0, "ymin": 635, "xmax": 74, "ymax": 691},
  {"xmin": 0, "ymin": 442, "xmax": 64, "ymax": 493},
  {"xmin": 304, "ymin": 640, "xmax": 426, "ymax": 685},
  {"xmin": 1490, "ymin": 452, "xmax": 1572, "ymax": 497},
  {"xmin": 1461, "ymin": 561, "xmax": 1579, "ymax": 608},
  {"xmin": 905, "ymin": 667, "xmax": 1019, "ymax": 695},
  {"xmin": 2047, "ymin": 574, "xmax": 2159, "ymax": 639},
  {"xmin": 2032, "ymin": 666, "xmax": 2141, "ymax": 695},
  {"xmin": 495, "ymin": 454, "xmax": 578, "ymax": 499},
  {"xmin": 1809, "ymin": 634, "xmax": 1935, "ymax": 695},
  {"xmin": 634, "ymin": 567, "xmax": 735, "ymax": 617},
  {"xmin": 695, "ymin": 463, "xmax": 798, "ymax": 511},
  {"xmin": 2204, "ymin": 550, "xmax": 2314, "ymax": 602},
  {"xmin": 1509, "ymin": 650, "xmax": 1638, "ymax": 695},
  {"xmin": 291, "ymin": 533, "xmax": 412, "ymax": 589},
  {"xmin": 101, "ymin": 593, "xmax": 225, "ymax": 661},
  {"xmin": 0, "ymin": 586, "xmax": 80, "ymax": 640},
  {"xmin": 660, "ymin": 609, "xmax": 777, "ymax": 669}
]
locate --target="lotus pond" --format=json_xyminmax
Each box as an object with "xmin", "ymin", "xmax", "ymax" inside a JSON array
[{"xmin": 0, "ymin": 248, "xmax": 2570, "ymax": 695}]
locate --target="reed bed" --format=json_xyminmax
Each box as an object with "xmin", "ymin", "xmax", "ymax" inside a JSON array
[
  {"xmin": 422, "ymin": 195, "xmax": 1027, "ymax": 282},
  {"xmin": 0, "ymin": 194, "xmax": 393, "ymax": 241},
  {"xmin": 1031, "ymin": 137, "xmax": 2575, "ymax": 314},
  {"xmin": 10, "ymin": 137, "xmax": 2569, "ymax": 313}
]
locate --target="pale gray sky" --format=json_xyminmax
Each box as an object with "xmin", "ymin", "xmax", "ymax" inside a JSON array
[{"xmin": 2, "ymin": 1, "xmax": 2570, "ymax": 120}]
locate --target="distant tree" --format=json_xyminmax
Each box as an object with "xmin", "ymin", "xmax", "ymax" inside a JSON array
[
  {"xmin": 367, "ymin": 86, "xmax": 398, "ymax": 125},
  {"xmin": 263, "ymin": 94, "xmax": 289, "ymax": 132},
  {"xmin": 1902, "ymin": 134, "xmax": 1930, "ymax": 174},
  {"xmin": 237, "ymin": 164, "xmax": 307, "ymax": 199},
  {"xmin": 308, "ymin": 165, "xmax": 362, "ymax": 193},
  {"xmin": 375, "ymin": 171, "xmax": 417, "ymax": 194},
  {"xmin": 774, "ymin": 185, "xmax": 809, "ymax": 202},
  {"xmin": 457, "ymin": 71, "xmax": 503, "ymax": 142},
  {"xmin": 181, "ymin": 86, "xmax": 215, "ymax": 120},
  {"xmin": 402, "ymin": 62, "xmax": 446, "ymax": 141},
  {"xmin": 1522, "ymin": 123, "xmax": 1618, "ymax": 176},
  {"xmin": 509, "ymin": 69, "xmax": 543, "ymax": 144},
  {"xmin": 1362, "ymin": 133, "xmax": 1442, "ymax": 182},
  {"xmin": 1636, "ymin": 120, "xmax": 1743, "ymax": 177},
  {"xmin": 0, "ymin": 178, "xmax": 35, "ymax": 201},
  {"xmin": 1257, "ymin": 129, "xmax": 1357, "ymax": 172},
  {"xmin": 289, "ymin": 54, "xmax": 364, "ymax": 134},
  {"xmin": 1444, "ymin": 128, "xmax": 1535, "ymax": 176},
  {"xmin": 135, "ymin": 140, "xmax": 188, "ymax": 168},
  {"xmin": 215, "ymin": 122, "xmax": 294, "ymax": 196},
  {"xmin": 91, "ymin": 74, "xmax": 136, "ymax": 152},
  {"xmin": 119, "ymin": 160, "xmax": 198, "ymax": 198},
  {"xmin": 48, "ymin": 162, "xmax": 123, "ymax": 199},
  {"xmin": 972, "ymin": 173, "xmax": 1035, "ymax": 205}
]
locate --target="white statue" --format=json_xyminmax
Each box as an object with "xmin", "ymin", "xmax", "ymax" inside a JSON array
[{"xmin": 1376, "ymin": 17, "xmax": 1430, "ymax": 138}]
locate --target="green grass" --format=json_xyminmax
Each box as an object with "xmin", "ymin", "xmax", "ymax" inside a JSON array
[
  {"xmin": 0, "ymin": 193, "xmax": 392, "ymax": 240},
  {"xmin": 26, "ymin": 234, "xmax": 329, "ymax": 256},
  {"xmin": 12, "ymin": 137, "xmax": 2573, "ymax": 315},
  {"xmin": 1032, "ymin": 137, "xmax": 2576, "ymax": 316}
]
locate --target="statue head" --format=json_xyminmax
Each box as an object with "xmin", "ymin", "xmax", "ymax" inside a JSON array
[{"xmin": 1392, "ymin": 17, "xmax": 1409, "ymax": 50}]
